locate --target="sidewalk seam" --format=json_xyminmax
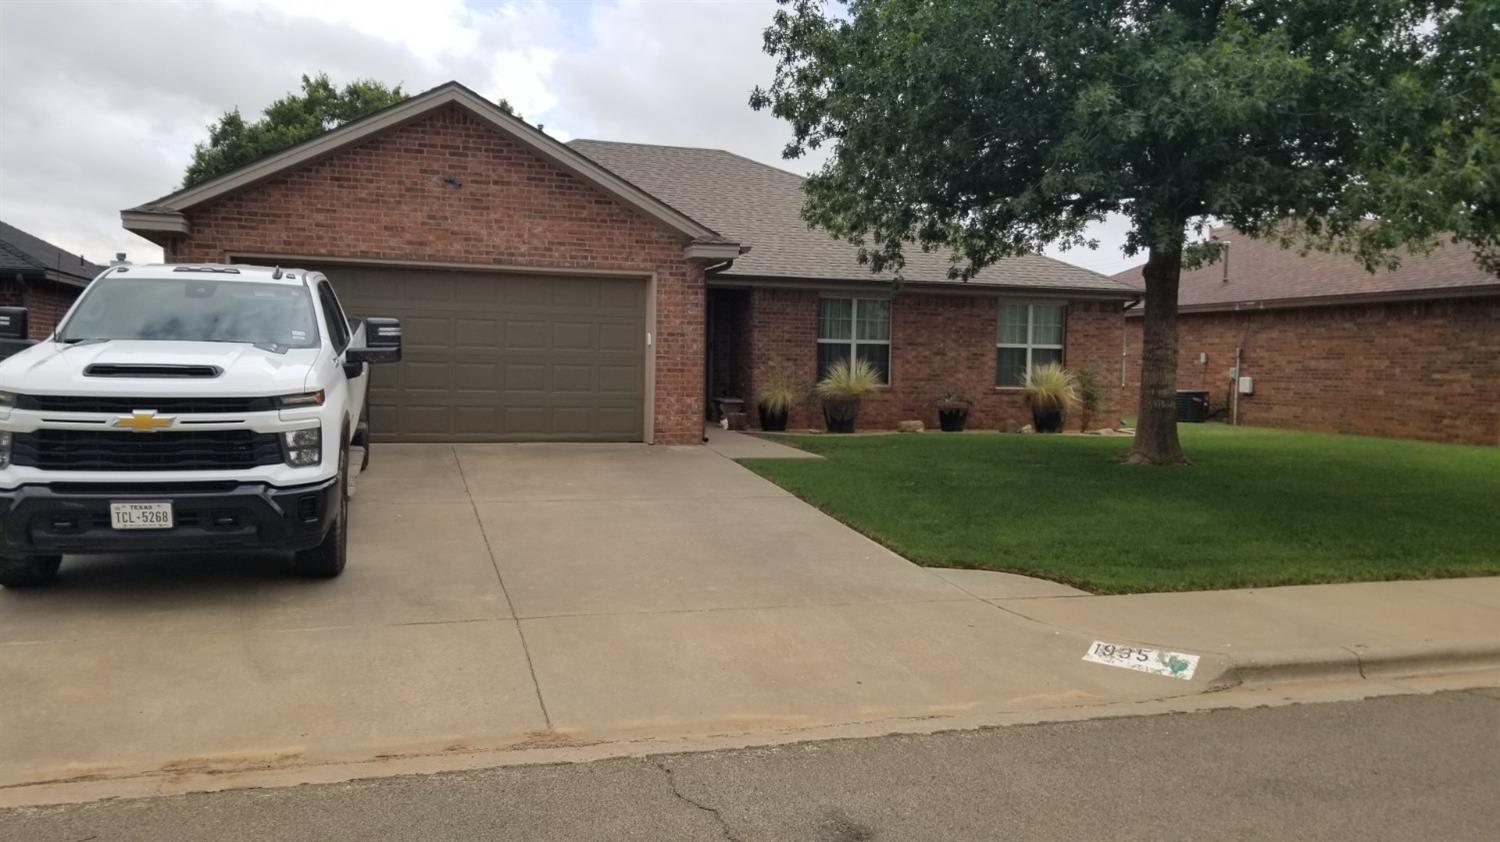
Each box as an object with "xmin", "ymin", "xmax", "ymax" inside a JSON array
[{"xmin": 455, "ymin": 445, "xmax": 553, "ymax": 730}]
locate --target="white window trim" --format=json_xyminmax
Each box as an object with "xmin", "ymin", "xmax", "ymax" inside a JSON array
[
  {"xmin": 997, "ymin": 302, "xmax": 1066, "ymax": 389},
  {"xmin": 818, "ymin": 296, "xmax": 892, "ymax": 385}
]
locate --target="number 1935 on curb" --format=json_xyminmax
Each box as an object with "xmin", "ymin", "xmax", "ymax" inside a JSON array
[{"xmin": 1083, "ymin": 641, "xmax": 1200, "ymax": 680}]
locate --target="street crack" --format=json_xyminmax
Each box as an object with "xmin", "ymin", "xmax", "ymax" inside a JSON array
[{"xmin": 651, "ymin": 758, "xmax": 745, "ymax": 842}]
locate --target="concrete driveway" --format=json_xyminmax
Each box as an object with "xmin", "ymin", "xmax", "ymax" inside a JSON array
[{"xmin": 1, "ymin": 439, "xmax": 1196, "ymax": 803}]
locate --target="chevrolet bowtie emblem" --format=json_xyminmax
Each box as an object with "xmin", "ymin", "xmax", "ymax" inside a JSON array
[{"xmin": 113, "ymin": 410, "xmax": 177, "ymax": 433}]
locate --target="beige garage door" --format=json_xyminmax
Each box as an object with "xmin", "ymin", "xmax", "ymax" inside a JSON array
[{"xmin": 279, "ymin": 263, "xmax": 647, "ymax": 443}]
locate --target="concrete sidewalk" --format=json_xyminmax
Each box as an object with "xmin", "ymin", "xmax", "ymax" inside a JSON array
[{"xmin": 993, "ymin": 576, "xmax": 1500, "ymax": 688}]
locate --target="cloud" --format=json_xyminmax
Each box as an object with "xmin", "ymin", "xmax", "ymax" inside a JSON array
[{"xmin": 0, "ymin": 0, "xmax": 1132, "ymax": 274}]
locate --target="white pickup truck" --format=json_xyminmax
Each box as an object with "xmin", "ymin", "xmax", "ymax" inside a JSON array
[{"xmin": 0, "ymin": 263, "xmax": 401, "ymax": 587}]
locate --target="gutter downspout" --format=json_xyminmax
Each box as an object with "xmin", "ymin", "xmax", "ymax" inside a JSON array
[
  {"xmin": 1232, "ymin": 346, "xmax": 1242, "ymax": 426},
  {"xmin": 1121, "ymin": 297, "xmax": 1142, "ymax": 390},
  {"xmin": 701, "ymin": 258, "xmax": 737, "ymax": 442}
]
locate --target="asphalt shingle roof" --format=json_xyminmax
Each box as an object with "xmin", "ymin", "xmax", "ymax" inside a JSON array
[
  {"xmin": 0, "ymin": 220, "xmax": 104, "ymax": 283},
  {"xmin": 568, "ymin": 140, "xmax": 1135, "ymax": 295},
  {"xmin": 1111, "ymin": 229, "xmax": 1499, "ymax": 309}
]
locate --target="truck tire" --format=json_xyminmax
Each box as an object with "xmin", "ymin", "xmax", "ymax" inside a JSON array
[
  {"xmin": 294, "ymin": 445, "xmax": 349, "ymax": 578},
  {"xmin": 0, "ymin": 554, "xmax": 63, "ymax": 588}
]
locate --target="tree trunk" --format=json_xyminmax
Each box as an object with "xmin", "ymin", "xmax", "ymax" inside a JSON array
[{"xmin": 1128, "ymin": 237, "xmax": 1188, "ymax": 465}]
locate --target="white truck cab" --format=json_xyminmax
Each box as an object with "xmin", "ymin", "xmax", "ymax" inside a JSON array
[{"xmin": 0, "ymin": 263, "xmax": 402, "ymax": 586}]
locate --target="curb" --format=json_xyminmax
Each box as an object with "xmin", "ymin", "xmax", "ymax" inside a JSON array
[{"xmin": 1206, "ymin": 641, "xmax": 1500, "ymax": 691}]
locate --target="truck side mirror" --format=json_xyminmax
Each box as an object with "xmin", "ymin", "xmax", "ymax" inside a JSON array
[
  {"xmin": 0, "ymin": 307, "xmax": 28, "ymax": 340},
  {"xmin": 345, "ymin": 317, "xmax": 402, "ymax": 365}
]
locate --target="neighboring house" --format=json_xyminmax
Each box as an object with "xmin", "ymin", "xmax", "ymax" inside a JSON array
[
  {"xmin": 1115, "ymin": 230, "xmax": 1500, "ymax": 446},
  {"xmin": 122, "ymin": 81, "xmax": 1138, "ymax": 445},
  {"xmin": 0, "ymin": 220, "xmax": 100, "ymax": 339}
]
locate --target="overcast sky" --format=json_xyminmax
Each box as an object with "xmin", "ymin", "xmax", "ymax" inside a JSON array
[{"xmin": 0, "ymin": 0, "xmax": 1142, "ymax": 276}]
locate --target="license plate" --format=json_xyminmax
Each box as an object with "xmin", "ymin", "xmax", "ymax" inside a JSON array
[{"xmin": 110, "ymin": 501, "xmax": 174, "ymax": 530}]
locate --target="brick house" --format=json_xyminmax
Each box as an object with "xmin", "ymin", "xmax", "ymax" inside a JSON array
[
  {"xmin": 122, "ymin": 81, "xmax": 1137, "ymax": 445},
  {"xmin": 0, "ymin": 220, "xmax": 100, "ymax": 340},
  {"xmin": 1115, "ymin": 230, "xmax": 1500, "ymax": 446}
]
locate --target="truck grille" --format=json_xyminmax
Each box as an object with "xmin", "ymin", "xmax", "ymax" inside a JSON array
[
  {"xmin": 9, "ymin": 430, "xmax": 284, "ymax": 471},
  {"xmin": 15, "ymin": 395, "xmax": 277, "ymax": 414}
]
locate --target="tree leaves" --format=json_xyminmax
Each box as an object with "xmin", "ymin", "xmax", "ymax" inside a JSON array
[
  {"xmin": 751, "ymin": 0, "xmax": 1499, "ymax": 274},
  {"xmin": 183, "ymin": 73, "xmax": 408, "ymax": 188}
]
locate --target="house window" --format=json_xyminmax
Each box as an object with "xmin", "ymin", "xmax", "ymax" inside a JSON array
[
  {"xmin": 996, "ymin": 303, "xmax": 1064, "ymax": 387},
  {"xmin": 817, "ymin": 297, "xmax": 891, "ymax": 383}
]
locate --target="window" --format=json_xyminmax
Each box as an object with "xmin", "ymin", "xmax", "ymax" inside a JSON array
[
  {"xmin": 996, "ymin": 303, "xmax": 1064, "ymax": 387},
  {"xmin": 316, "ymin": 282, "xmax": 351, "ymax": 353},
  {"xmin": 818, "ymin": 297, "xmax": 890, "ymax": 383}
]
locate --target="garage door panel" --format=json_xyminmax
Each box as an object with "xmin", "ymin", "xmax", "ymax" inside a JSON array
[
  {"xmin": 504, "ymin": 321, "xmax": 549, "ymax": 351},
  {"xmin": 405, "ymin": 316, "xmax": 456, "ymax": 349},
  {"xmin": 455, "ymin": 319, "xmax": 500, "ymax": 349},
  {"xmin": 401, "ymin": 361, "xmax": 453, "ymax": 390},
  {"xmin": 550, "ymin": 282, "xmax": 595, "ymax": 308},
  {"xmin": 598, "ymin": 323, "xmax": 641, "ymax": 352},
  {"xmin": 551, "ymin": 322, "xmax": 596, "ymax": 351},
  {"xmin": 598, "ymin": 282, "xmax": 644, "ymax": 310},
  {"xmin": 454, "ymin": 362, "xmax": 498, "ymax": 391},
  {"xmin": 455, "ymin": 406, "xmax": 501, "ymax": 436},
  {"xmin": 599, "ymin": 364, "xmax": 643, "ymax": 394},
  {"xmin": 272, "ymin": 262, "xmax": 647, "ymax": 442}
]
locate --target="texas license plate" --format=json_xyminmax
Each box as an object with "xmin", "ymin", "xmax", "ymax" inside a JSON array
[{"xmin": 110, "ymin": 501, "xmax": 174, "ymax": 530}]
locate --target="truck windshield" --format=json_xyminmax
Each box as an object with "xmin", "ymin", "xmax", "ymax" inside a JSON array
[{"xmin": 56, "ymin": 278, "xmax": 320, "ymax": 349}]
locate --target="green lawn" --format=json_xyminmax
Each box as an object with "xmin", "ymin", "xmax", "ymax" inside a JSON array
[{"xmin": 742, "ymin": 426, "xmax": 1500, "ymax": 594}]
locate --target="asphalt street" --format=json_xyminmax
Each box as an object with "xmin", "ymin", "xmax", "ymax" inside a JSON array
[{"xmin": 5, "ymin": 688, "xmax": 1497, "ymax": 841}]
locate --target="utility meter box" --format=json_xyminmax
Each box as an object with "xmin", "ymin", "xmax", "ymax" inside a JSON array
[{"xmin": 1238, "ymin": 376, "xmax": 1255, "ymax": 395}]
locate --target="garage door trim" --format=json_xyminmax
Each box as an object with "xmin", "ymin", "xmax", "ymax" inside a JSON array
[{"xmin": 228, "ymin": 253, "xmax": 658, "ymax": 443}]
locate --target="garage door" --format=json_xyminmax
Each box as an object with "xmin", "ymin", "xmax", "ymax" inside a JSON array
[{"xmin": 277, "ymin": 263, "xmax": 647, "ymax": 443}]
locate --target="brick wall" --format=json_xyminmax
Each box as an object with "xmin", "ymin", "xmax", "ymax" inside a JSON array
[
  {"xmin": 0, "ymin": 277, "xmax": 82, "ymax": 339},
  {"xmin": 164, "ymin": 104, "xmax": 708, "ymax": 444},
  {"xmin": 1123, "ymin": 296, "xmax": 1500, "ymax": 445},
  {"xmin": 738, "ymin": 287, "xmax": 1126, "ymax": 432}
]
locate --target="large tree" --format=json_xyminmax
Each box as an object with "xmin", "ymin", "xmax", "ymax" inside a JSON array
[
  {"xmin": 184, "ymin": 73, "xmax": 409, "ymax": 187},
  {"xmin": 751, "ymin": 0, "xmax": 1498, "ymax": 464}
]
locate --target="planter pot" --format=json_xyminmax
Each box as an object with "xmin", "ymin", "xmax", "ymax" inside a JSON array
[
  {"xmin": 822, "ymin": 399, "xmax": 861, "ymax": 433},
  {"xmin": 758, "ymin": 406, "xmax": 788, "ymax": 432},
  {"xmin": 937, "ymin": 407, "xmax": 969, "ymax": 432},
  {"xmin": 1031, "ymin": 406, "xmax": 1066, "ymax": 433}
]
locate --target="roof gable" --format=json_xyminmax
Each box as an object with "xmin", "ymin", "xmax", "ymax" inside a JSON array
[{"xmin": 122, "ymin": 82, "xmax": 733, "ymax": 250}]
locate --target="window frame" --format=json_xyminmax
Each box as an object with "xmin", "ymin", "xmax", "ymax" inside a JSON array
[
  {"xmin": 996, "ymin": 301, "xmax": 1066, "ymax": 389},
  {"xmin": 315, "ymin": 281, "xmax": 352, "ymax": 354},
  {"xmin": 817, "ymin": 296, "xmax": 892, "ymax": 385}
]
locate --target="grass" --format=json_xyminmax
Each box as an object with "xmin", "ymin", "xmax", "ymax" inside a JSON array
[{"xmin": 742, "ymin": 425, "xmax": 1500, "ymax": 594}]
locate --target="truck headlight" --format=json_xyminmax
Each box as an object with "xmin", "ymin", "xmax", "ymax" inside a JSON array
[
  {"xmin": 0, "ymin": 430, "xmax": 10, "ymax": 469},
  {"xmin": 282, "ymin": 427, "xmax": 322, "ymax": 467},
  {"xmin": 276, "ymin": 391, "xmax": 325, "ymax": 409},
  {"xmin": 0, "ymin": 391, "xmax": 15, "ymax": 408}
]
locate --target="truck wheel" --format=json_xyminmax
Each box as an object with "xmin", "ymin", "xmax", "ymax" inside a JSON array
[
  {"xmin": 0, "ymin": 555, "xmax": 63, "ymax": 588},
  {"xmin": 294, "ymin": 446, "xmax": 349, "ymax": 578}
]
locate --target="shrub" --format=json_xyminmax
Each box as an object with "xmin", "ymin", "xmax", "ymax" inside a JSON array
[
  {"xmin": 815, "ymin": 359, "xmax": 882, "ymax": 400},
  {"xmin": 1022, "ymin": 362, "xmax": 1080, "ymax": 412},
  {"xmin": 935, "ymin": 391, "xmax": 971, "ymax": 410},
  {"xmin": 1075, "ymin": 365, "xmax": 1103, "ymax": 430},
  {"xmin": 756, "ymin": 378, "xmax": 801, "ymax": 414}
]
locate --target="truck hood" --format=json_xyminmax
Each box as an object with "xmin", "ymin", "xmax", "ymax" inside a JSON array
[{"xmin": 0, "ymin": 340, "xmax": 321, "ymax": 397}]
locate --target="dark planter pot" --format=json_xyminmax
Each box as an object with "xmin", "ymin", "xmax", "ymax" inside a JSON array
[
  {"xmin": 758, "ymin": 406, "xmax": 788, "ymax": 432},
  {"xmin": 1031, "ymin": 406, "xmax": 1066, "ymax": 433},
  {"xmin": 822, "ymin": 399, "xmax": 861, "ymax": 433},
  {"xmin": 937, "ymin": 407, "xmax": 969, "ymax": 432}
]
